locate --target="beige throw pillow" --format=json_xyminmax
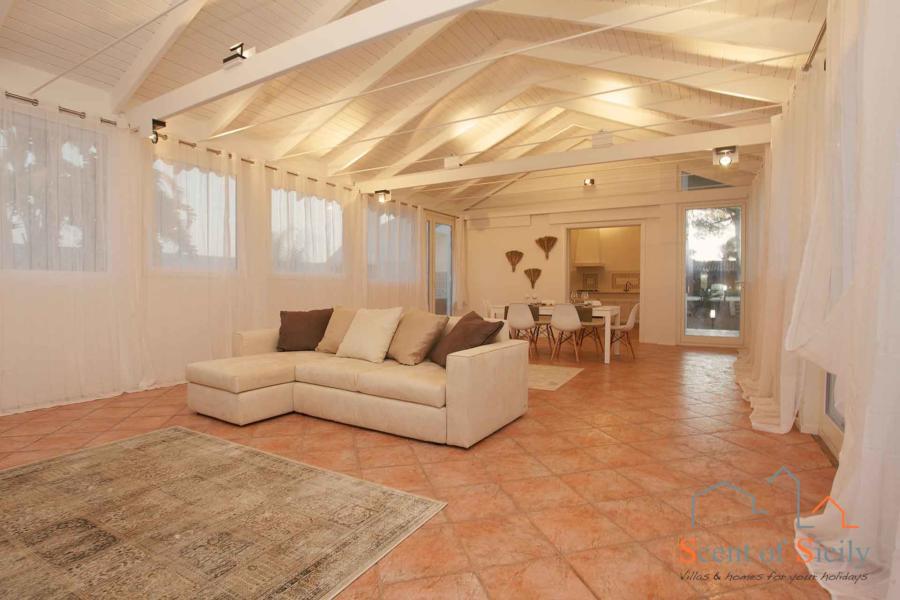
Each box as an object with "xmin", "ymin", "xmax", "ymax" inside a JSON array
[
  {"xmin": 387, "ymin": 310, "xmax": 449, "ymax": 365},
  {"xmin": 316, "ymin": 307, "xmax": 357, "ymax": 353},
  {"xmin": 336, "ymin": 307, "xmax": 404, "ymax": 363}
]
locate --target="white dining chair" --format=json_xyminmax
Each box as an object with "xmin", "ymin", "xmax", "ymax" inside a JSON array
[
  {"xmin": 610, "ymin": 303, "xmax": 640, "ymax": 359},
  {"xmin": 550, "ymin": 303, "xmax": 584, "ymax": 362},
  {"xmin": 507, "ymin": 303, "xmax": 538, "ymax": 357}
]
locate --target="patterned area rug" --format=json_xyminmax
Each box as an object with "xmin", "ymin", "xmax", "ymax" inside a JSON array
[
  {"xmin": 0, "ymin": 427, "xmax": 444, "ymax": 599},
  {"xmin": 528, "ymin": 364, "xmax": 584, "ymax": 391}
]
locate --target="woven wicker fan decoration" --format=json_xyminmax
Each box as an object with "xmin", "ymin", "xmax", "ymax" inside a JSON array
[
  {"xmin": 505, "ymin": 250, "xmax": 524, "ymax": 272},
  {"xmin": 535, "ymin": 236, "xmax": 557, "ymax": 259},
  {"xmin": 524, "ymin": 268, "xmax": 542, "ymax": 289}
]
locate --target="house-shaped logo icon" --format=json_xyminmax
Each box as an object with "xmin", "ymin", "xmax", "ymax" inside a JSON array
[{"xmin": 691, "ymin": 466, "xmax": 857, "ymax": 530}]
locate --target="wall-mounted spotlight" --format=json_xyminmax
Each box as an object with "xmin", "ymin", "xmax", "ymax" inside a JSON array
[
  {"xmin": 374, "ymin": 189, "xmax": 391, "ymax": 204},
  {"xmin": 583, "ymin": 178, "xmax": 595, "ymax": 187},
  {"xmin": 149, "ymin": 118, "xmax": 167, "ymax": 144},
  {"xmin": 713, "ymin": 145, "xmax": 739, "ymax": 167}
]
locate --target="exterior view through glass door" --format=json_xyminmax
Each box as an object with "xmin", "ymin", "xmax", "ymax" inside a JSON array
[
  {"xmin": 426, "ymin": 214, "xmax": 453, "ymax": 316},
  {"xmin": 683, "ymin": 206, "xmax": 743, "ymax": 340}
]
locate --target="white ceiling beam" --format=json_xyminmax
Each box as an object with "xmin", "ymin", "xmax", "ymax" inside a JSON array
[
  {"xmin": 203, "ymin": 84, "xmax": 265, "ymax": 137},
  {"xmin": 523, "ymin": 45, "xmax": 791, "ymax": 103},
  {"xmin": 485, "ymin": 0, "xmax": 821, "ymax": 54},
  {"xmin": 325, "ymin": 40, "xmax": 518, "ymax": 174},
  {"xmin": 440, "ymin": 111, "xmax": 658, "ymax": 202},
  {"xmin": 126, "ymin": 0, "xmax": 490, "ymax": 132},
  {"xmin": 433, "ymin": 107, "xmax": 567, "ymax": 204},
  {"xmin": 272, "ymin": 16, "xmax": 452, "ymax": 159},
  {"xmin": 203, "ymin": 0, "xmax": 357, "ymax": 138},
  {"xmin": 110, "ymin": 0, "xmax": 208, "ymax": 113},
  {"xmin": 359, "ymin": 123, "xmax": 770, "ymax": 192},
  {"xmin": 545, "ymin": 87, "xmax": 707, "ymax": 136},
  {"xmin": 462, "ymin": 185, "xmax": 752, "ymax": 220},
  {"xmin": 374, "ymin": 75, "xmax": 545, "ymax": 178},
  {"xmin": 460, "ymin": 136, "xmax": 588, "ymax": 211}
]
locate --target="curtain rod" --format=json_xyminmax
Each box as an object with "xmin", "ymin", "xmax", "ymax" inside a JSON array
[
  {"xmin": 5, "ymin": 90, "xmax": 122, "ymax": 127},
  {"xmin": 3, "ymin": 91, "xmax": 356, "ymax": 192},
  {"xmin": 802, "ymin": 20, "xmax": 827, "ymax": 72}
]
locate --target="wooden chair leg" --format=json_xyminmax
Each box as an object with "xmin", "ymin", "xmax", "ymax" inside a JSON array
[
  {"xmin": 590, "ymin": 328, "xmax": 601, "ymax": 356},
  {"xmin": 626, "ymin": 331, "xmax": 636, "ymax": 359},
  {"xmin": 573, "ymin": 331, "xmax": 581, "ymax": 363}
]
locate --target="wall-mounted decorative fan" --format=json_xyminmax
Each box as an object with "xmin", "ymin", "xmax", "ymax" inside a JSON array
[
  {"xmin": 535, "ymin": 236, "xmax": 557, "ymax": 259},
  {"xmin": 505, "ymin": 250, "xmax": 524, "ymax": 272},
  {"xmin": 524, "ymin": 268, "xmax": 542, "ymax": 289}
]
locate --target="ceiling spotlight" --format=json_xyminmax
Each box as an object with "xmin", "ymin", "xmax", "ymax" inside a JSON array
[
  {"xmin": 374, "ymin": 189, "xmax": 391, "ymax": 204},
  {"xmin": 713, "ymin": 145, "xmax": 738, "ymax": 167},
  {"xmin": 150, "ymin": 118, "xmax": 167, "ymax": 144},
  {"xmin": 583, "ymin": 178, "xmax": 595, "ymax": 187},
  {"xmin": 223, "ymin": 42, "xmax": 247, "ymax": 65}
]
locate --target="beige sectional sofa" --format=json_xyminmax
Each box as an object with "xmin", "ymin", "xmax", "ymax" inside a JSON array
[{"xmin": 185, "ymin": 317, "xmax": 528, "ymax": 448}]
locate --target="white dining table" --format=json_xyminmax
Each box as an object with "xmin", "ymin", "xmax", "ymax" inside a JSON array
[{"xmin": 489, "ymin": 304, "xmax": 621, "ymax": 364}]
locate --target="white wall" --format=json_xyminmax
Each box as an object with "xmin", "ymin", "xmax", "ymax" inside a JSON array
[{"xmin": 465, "ymin": 188, "xmax": 748, "ymax": 345}]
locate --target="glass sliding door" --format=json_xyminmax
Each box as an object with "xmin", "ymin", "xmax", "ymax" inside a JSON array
[
  {"xmin": 426, "ymin": 214, "xmax": 453, "ymax": 315},
  {"xmin": 683, "ymin": 205, "xmax": 743, "ymax": 341}
]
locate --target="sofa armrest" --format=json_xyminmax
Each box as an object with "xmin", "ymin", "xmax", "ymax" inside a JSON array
[
  {"xmin": 232, "ymin": 328, "xmax": 279, "ymax": 357},
  {"xmin": 445, "ymin": 339, "xmax": 529, "ymax": 448}
]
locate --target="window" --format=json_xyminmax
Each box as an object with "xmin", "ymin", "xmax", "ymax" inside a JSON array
[
  {"xmin": 0, "ymin": 109, "xmax": 106, "ymax": 271},
  {"xmin": 367, "ymin": 201, "xmax": 418, "ymax": 283},
  {"xmin": 270, "ymin": 187, "xmax": 343, "ymax": 273},
  {"xmin": 152, "ymin": 158, "xmax": 236, "ymax": 270},
  {"xmin": 681, "ymin": 171, "xmax": 731, "ymax": 191}
]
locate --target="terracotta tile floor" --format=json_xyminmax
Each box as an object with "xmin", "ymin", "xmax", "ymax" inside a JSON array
[{"xmin": 0, "ymin": 339, "xmax": 835, "ymax": 599}]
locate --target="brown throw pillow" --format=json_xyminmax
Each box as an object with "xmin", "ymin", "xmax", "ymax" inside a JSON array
[
  {"xmin": 316, "ymin": 307, "xmax": 357, "ymax": 353},
  {"xmin": 277, "ymin": 308, "xmax": 333, "ymax": 351},
  {"xmin": 428, "ymin": 311, "xmax": 503, "ymax": 367},
  {"xmin": 388, "ymin": 310, "xmax": 449, "ymax": 365}
]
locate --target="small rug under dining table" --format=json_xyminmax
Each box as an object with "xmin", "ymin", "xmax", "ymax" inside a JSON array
[
  {"xmin": 527, "ymin": 364, "xmax": 583, "ymax": 391},
  {"xmin": 0, "ymin": 427, "xmax": 444, "ymax": 599}
]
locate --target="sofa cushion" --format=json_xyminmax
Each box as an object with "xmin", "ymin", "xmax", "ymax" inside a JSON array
[
  {"xmin": 317, "ymin": 307, "xmax": 357, "ymax": 353},
  {"xmin": 187, "ymin": 351, "xmax": 327, "ymax": 394},
  {"xmin": 387, "ymin": 310, "xmax": 449, "ymax": 366},
  {"xmin": 357, "ymin": 361, "xmax": 447, "ymax": 408},
  {"xmin": 337, "ymin": 307, "xmax": 403, "ymax": 363},
  {"xmin": 429, "ymin": 312, "xmax": 504, "ymax": 367},
  {"xmin": 294, "ymin": 356, "xmax": 395, "ymax": 392},
  {"xmin": 277, "ymin": 308, "xmax": 333, "ymax": 351}
]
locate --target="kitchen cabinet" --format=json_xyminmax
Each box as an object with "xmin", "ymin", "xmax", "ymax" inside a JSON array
[{"xmin": 571, "ymin": 229, "xmax": 604, "ymax": 266}]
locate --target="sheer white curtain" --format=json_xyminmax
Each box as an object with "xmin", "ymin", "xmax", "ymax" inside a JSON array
[
  {"xmin": 365, "ymin": 199, "xmax": 426, "ymax": 309},
  {"xmin": 734, "ymin": 65, "xmax": 826, "ymax": 433},
  {"xmin": 142, "ymin": 140, "xmax": 251, "ymax": 385},
  {"xmin": 783, "ymin": 1, "xmax": 900, "ymax": 597},
  {"xmin": 267, "ymin": 170, "xmax": 363, "ymax": 317},
  {"xmin": 0, "ymin": 98, "xmax": 148, "ymax": 413}
]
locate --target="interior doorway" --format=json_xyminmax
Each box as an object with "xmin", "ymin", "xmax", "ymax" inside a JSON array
[{"xmin": 567, "ymin": 225, "xmax": 641, "ymax": 327}]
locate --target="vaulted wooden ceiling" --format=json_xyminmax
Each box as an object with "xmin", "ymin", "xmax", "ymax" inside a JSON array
[{"xmin": 0, "ymin": 0, "xmax": 824, "ymax": 213}]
